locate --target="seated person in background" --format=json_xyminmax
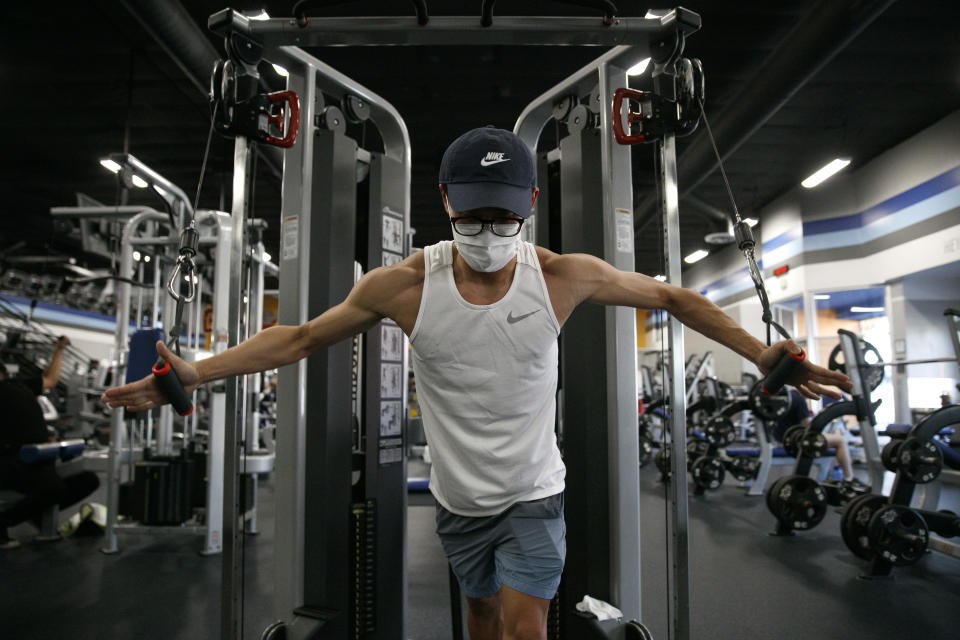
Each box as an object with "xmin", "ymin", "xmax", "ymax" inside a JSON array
[
  {"xmin": 0, "ymin": 337, "xmax": 99, "ymax": 549},
  {"xmin": 772, "ymin": 387, "xmax": 867, "ymax": 492}
]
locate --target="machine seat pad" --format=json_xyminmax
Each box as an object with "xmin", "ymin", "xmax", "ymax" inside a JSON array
[
  {"xmin": 408, "ymin": 477, "xmax": 430, "ymax": 492},
  {"xmin": 933, "ymin": 440, "xmax": 960, "ymax": 471}
]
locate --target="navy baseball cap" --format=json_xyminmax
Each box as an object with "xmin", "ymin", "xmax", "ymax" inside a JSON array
[{"xmin": 439, "ymin": 126, "xmax": 537, "ymax": 218}]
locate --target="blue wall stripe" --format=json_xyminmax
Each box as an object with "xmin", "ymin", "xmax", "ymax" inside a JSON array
[
  {"xmin": 802, "ymin": 165, "xmax": 960, "ymax": 236},
  {"xmin": 690, "ymin": 164, "xmax": 960, "ymax": 300}
]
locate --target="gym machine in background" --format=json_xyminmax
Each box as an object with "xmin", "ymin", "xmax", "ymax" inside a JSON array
[{"xmin": 49, "ymin": 197, "xmax": 277, "ymax": 555}]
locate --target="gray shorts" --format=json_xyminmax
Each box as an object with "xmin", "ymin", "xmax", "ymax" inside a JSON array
[{"xmin": 435, "ymin": 492, "xmax": 566, "ymax": 600}]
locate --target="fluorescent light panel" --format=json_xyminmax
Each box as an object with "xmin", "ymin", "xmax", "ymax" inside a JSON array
[
  {"xmin": 627, "ymin": 58, "xmax": 651, "ymax": 76},
  {"xmin": 801, "ymin": 158, "xmax": 850, "ymax": 188},
  {"xmin": 684, "ymin": 249, "xmax": 709, "ymax": 264},
  {"xmin": 654, "ymin": 274, "xmax": 667, "ymax": 282},
  {"xmin": 100, "ymin": 159, "xmax": 121, "ymax": 173},
  {"xmin": 131, "ymin": 175, "xmax": 148, "ymax": 188},
  {"xmin": 850, "ymin": 306, "xmax": 884, "ymax": 313},
  {"xmin": 814, "ymin": 294, "xmax": 831, "ymax": 300}
]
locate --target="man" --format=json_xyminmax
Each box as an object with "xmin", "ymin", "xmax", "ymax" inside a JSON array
[
  {"xmin": 103, "ymin": 127, "xmax": 850, "ymax": 640},
  {"xmin": 1, "ymin": 336, "xmax": 100, "ymax": 548}
]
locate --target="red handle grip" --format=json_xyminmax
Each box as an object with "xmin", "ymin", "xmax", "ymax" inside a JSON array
[
  {"xmin": 264, "ymin": 90, "xmax": 300, "ymax": 148},
  {"xmin": 612, "ymin": 87, "xmax": 650, "ymax": 145}
]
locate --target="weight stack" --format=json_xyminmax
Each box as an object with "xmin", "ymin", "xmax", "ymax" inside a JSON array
[{"xmin": 351, "ymin": 500, "xmax": 376, "ymax": 637}]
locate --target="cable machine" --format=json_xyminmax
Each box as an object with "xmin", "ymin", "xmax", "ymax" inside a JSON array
[{"xmin": 183, "ymin": 5, "xmax": 806, "ymax": 640}]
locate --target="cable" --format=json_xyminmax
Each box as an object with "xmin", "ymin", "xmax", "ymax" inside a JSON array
[{"xmin": 695, "ymin": 97, "xmax": 792, "ymax": 346}]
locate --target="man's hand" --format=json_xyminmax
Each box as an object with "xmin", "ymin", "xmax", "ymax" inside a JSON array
[
  {"xmin": 757, "ymin": 340, "xmax": 852, "ymax": 401},
  {"xmin": 100, "ymin": 341, "xmax": 200, "ymax": 412},
  {"xmin": 55, "ymin": 336, "xmax": 70, "ymax": 350}
]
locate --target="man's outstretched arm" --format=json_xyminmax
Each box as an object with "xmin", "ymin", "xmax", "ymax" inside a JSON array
[
  {"xmin": 551, "ymin": 252, "xmax": 852, "ymax": 400},
  {"xmin": 101, "ymin": 267, "xmax": 394, "ymax": 412}
]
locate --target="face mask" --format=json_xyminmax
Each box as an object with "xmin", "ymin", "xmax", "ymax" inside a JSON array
[{"xmin": 452, "ymin": 225, "xmax": 519, "ymax": 273}]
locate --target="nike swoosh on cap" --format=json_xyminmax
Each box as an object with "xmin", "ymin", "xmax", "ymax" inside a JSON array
[
  {"xmin": 480, "ymin": 157, "xmax": 511, "ymax": 167},
  {"xmin": 507, "ymin": 309, "xmax": 540, "ymax": 324}
]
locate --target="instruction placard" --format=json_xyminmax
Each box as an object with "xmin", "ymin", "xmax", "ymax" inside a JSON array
[
  {"xmin": 615, "ymin": 208, "xmax": 633, "ymax": 253},
  {"xmin": 281, "ymin": 216, "xmax": 299, "ymax": 260}
]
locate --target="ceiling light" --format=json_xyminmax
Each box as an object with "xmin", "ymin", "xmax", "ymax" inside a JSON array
[
  {"xmin": 248, "ymin": 10, "xmax": 270, "ymax": 20},
  {"xmin": 684, "ymin": 249, "xmax": 709, "ymax": 264},
  {"xmin": 100, "ymin": 159, "xmax": 122, "ymax": 173},
  {"xmin": 131, "ymin": 174, "xmax": 149, "ymax": 189},
  {"xmin": 263, "ymin": 252, "xmax": 272, "ymax": 262},
  {"xmin": 743, "ymin": 218, "xmax": 758, "ymax": 227},
  {"xmin": 143, "ymin": 255, "xmax": 151, "ymax": 263},
  {"xmin": 814, "ymin": 294, "xmax": 831, "ymax": 300},
  {"xmin": 654, "ymin": 275, "xmax": 667, "ymax": 282},
  {"xmin": 627, "ymin": 58, "xmax": 651, "ymax": 76},
  {"xmin": 132, "ymin": 251, "xmax": 141, "ymax": 262},
  {"xmin": 272, "ymin": 64, "xmax": 288, "ymax": 77},
  {"xmin": 801, "ymin": 158, "xmax": 851, "ymax": 189},
  {"xmin": 850, "ymin": 306, "xmax": 884, "ymax": 313}
]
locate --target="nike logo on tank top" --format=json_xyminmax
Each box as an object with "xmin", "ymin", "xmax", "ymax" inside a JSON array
[{"xmin": 410, "ymin": 241, "xmax": 566, "ymax": 516}]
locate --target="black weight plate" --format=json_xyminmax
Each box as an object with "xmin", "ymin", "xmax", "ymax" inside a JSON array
[
  {"xmin": 827, "ymin": 340, "xmax": 884, "ymax": 391},
  {"xmin": 769, "ymin": 475, "xmax": 828, "ymax": 530},
  {"xmin": 766, "ymin": 476, "xmax": 789, "ymax": 515},
  {"xmin": 692, "ymin": 456, "xmax": 726, "ymax": 491},
  {"xmin": 728, "ymin": 456, "xmax": 758, "ymax": 482},
  {"xmin": 638, "ymin": 437, "xmax": 653, "ymax": 468},
  {"xmin": 655, "ymin": 447, "xmax": 671, "ymax": 477},
  {"xmin": 800, "ymin": 432, "xmax": 828, "ymax": 458},
  {"xmin": 749, "ymin": 382, "xmax": 791, "ymax": 420},
  {"xmin": 704, "ymin": 415, "xmax": 736, "ymax": 446},
  {"xmin": 782, "ymin": 425, "xmax": 805, "ymax": 458},
  {"xmin": 881, "ymin": 440, "xmax": 903, "ymax": 472},
  {"xmin": 868, "ymin": 505, "xmax": 930, "ymax": 566},
  {"xmin": 841, "ymin": 494, "xmax": 886, "ymax": 560},
  {"xmin": 899, "ymin": 438, "xmax": 943, "ymax": 484}
]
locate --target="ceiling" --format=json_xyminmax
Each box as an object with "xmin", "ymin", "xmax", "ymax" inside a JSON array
[{"xmin": 1, "ymin": 0, "xmax": 959, "ymax": 284}]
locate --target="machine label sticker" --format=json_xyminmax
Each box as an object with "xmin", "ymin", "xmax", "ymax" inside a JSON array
[
  {"xmin": 381, "ymin": 324, "xmax": 404, "ymax": 361},
  {"xmin": 382, "ymin": 216, "xmax": 404, "ymax": 253},
  {"xmin": 281, "ymin": 216, "xmax": 299, "ymax": 260},
  {"xmin": 380, "ymin": 363, "xmax": 403, "ymax": 398},
  {"xmin": 615, "ymin": 208, "xmax": 633, "ymax": 253},
  {"xmin": 380, "ymin": 401, "xmax": 402, "ymax": 437},
  {"xmin": 382, "ymin": 205, "xmax": 403, "ymax": 219},
  {"xmin": 378, "ymin": 445, "xmax": 403, "ymax": 465},
  {"xmin": 382, "ymin": 251, "xmax": 402, "ymax": 267}
]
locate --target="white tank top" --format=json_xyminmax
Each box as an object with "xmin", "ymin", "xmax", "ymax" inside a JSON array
[{"xmin": 410, "ymin": 240, "xmax": 566, "ymax": 516}]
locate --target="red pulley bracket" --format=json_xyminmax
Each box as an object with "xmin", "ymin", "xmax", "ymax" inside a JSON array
[
  {"xmin": 612, "ymin": 88, "xmax": 651, "ymax": 145},
  {"xmin": 263, "ymin": 90, "xmax": 300, "ymax": 148}
]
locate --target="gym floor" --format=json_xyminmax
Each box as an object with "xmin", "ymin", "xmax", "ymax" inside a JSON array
[{"xmin": 1, "ymin": 465, "xmax": 957, "ymax": 640}]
